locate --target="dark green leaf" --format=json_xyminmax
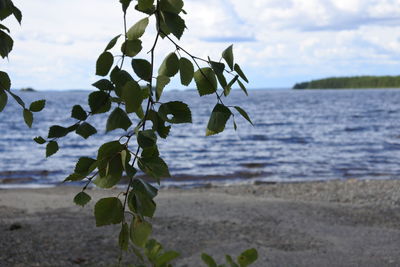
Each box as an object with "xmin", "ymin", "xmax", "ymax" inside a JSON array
[
  {"xmin": 12, "ymin": 5, "xmax": 22, "ymax": 24},
  {"xmin": 122, "ymin": 80, "xmax": 142, "ymax": 113},
  {"xmin": 75, "ymin": 157, "xmax": 97, "ymax": 174},
  {"xmin": 71, "ymin": 105, "xmax": 87, "ymax": 121},
  {"xmin": 137, "ymin": 0, "xmax": 154, "ymax": 10},
  {"xmin": 126, "ymin": 164, "xmax": 137, "ymax": 178},
  {"xmin": 92, "ymin": 79, "xmax": 114, "ymax": 91},
  {"xmin": 141, "ymin": 145, "xmax": 159, "ymax": 159},
  {"xmin": 158, "ymin": 52, "xmax": 179, "ymax": 77},
  {"xmin": 23, "ymin": 109, "xmax": 33, "ymax": 128},
  {"xmin": 194, "ymin": 68, "xmax": 217, "ymax": 96},
  {"xmin": 121, "ymin": 39, "xmax": 142, "ymax": 57},
  {"xmin": 0, "ymin": 71, "xmax": 11, "ymax": 90},
  {"xmin": 111, "ymin": 66, "xmax": 134, "ymax": 88},
  {"xmin": 145, "ymin": 239, "xmax": 163, "ymax": 262},
  {"xmin": 88, "ymin": 91, "xmax": 111, "ymax": 114},
  {"xmin": 179, "ymin": 57, "xmax": 194, "ymax": 86},
  {"xmin": 159, "ymin": 0, "xmax": 183, "ymax": 13},
  {"xmin": 94, "ymin": 197, "xmax": 124, "ymax": 226},
  {"xmin": 0, "ymin": 89, "xmax": 7, "ymax": 111},
  {"xmin": 138, "ymin": 156, "xmax": 170, "ymax": 182},
  {"xmin": 0, "ymin": 24, "xmax": 9, "ymax": 33},
  {"xmin": 106, "ymin": 107, "xmax": 132, "ymax": 132},
  {"xmin": 46, "ymin": 141, "xmax": 59, "ymax": 158},
  {"xmin": 201, "ymin": 253, "xmax": 217, "ymax": 267},
  {"xmin": 156, "ymin": 75, "xmax": 170, "ymax": 101},
  {"xmin": 9, "ymin": 91, "xmax": 24, "ymax": 107},
  {"xmin": 73, "ymin": 192, "xmax": 91, "ymax": 207},
  {"xmin": 29, "ymin": 100, "xmax": 46, "ymax": 112},
  {"xmin": 224, "ymin": 75, "xmax": 238, "ymax": 97},
  {"xmin": 0, "ymin": 30, "xmax": 13, "ymax": 58},
  {"xmin": 206, "ymin": 104, "xmax": 231, "ymax": 136},
  {"xmin": 162, "ymin": 12, "xmax": 185, "ymax": 39},
  {"xmin": 155, "ymin": 251, "xmax": 180, "ymax": 266},
  {"xmin": 132, "ymin": 179, "xmax": 158, "ymax": 199},
  {"xmin": 33, "ymin": 136, "xmax": 46, "ymax": 145},
  {"xmin": 237, "ymin": 249, "xmax": 258, "ymax": 267},
  {"xmin": 96, "ymin": 52, "xmax": 114, "ymax": 76},
  {"xmin": 237, "ymin": 79, "xmax": 248, "ymax": 96},
  {"xmin": 158, "ymin": 101, "xmax": 192, "ymax": 124},
  {"xmin": 105, "ymin": 34, "xmax": 121, "ymax": 51},
  {"xmin": 119, "ymin": 223, "xmax": 130, "ymax": 251},
  {"xmin": 120, "ymin": 0, "xmax": 132, "ymax": 12},
  {"xmin": 127, "ymin": 17, "xmax": 149, "ymax": 40},
  {"xmin": 48, "ymin": 125, "xmax": 68, "ymax": 138},
  {"xmin": 222, "ymin": 45, "xmax": 234, "ymax": 70},
  {"xmin": 146, "ymin": 110, "xmax": 171, "ymax": 138},
  {"xmin": 234, "ymin": 106, "xmax": 253, "ymax": 125},
  {"xmin": 226, "ymin": 255, "xmax": 239, "ymax": 267},
  {"xmin": 76, "ymin": 122, "xmax": 97, "ymax": 139},
  {"xmin": 130, "ymin": 219, "xmax": 152, "ymax": 247},
  {"xmin": 234, "ymin": 64, "xmax": 248, "ymax": 83},
  {"xmin": 131, "ymin": 58, "xmax": 152, "ymax": 81},
  {"xmin": 128, "ymin": 191, "xmax": 156, "ymax": 218},
  {"xmin": 210, "ymin": 60, "xmax": 225, "ymax": 75},
  {"xmin": 137, "ymin": 130, "xmax": 157, "ymax": 148},
  {"xmin": 97, "ymin": 141, "xmax": 124, "ymax": 160}
]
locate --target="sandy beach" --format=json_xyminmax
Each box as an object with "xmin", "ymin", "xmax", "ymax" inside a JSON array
[{"xmin": 1, "ymin": 179, "xmax": 400, "ymax": 266}]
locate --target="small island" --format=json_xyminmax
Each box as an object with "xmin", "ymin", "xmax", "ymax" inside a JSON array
[
  {"xmin": 20, "ymin": 87, "xmax": 36, "ymax": 92},
  {"xmin": 293, "ymin": 75, "xmax": 400, "ymax": 89}
]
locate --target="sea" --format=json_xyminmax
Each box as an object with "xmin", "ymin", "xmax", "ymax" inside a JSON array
[{"xmin": 1, "ymin": 89, "xmax": 400, "ymax": 188}]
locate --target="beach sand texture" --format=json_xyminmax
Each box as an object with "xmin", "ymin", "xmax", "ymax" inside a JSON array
[{"xmin": 1, "ymin": 179, "xmax": 400, "ymax": 266}]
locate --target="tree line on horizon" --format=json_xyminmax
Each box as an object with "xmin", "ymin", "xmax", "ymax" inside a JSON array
[{"xmin": 293, "ymin": 75, "xmax": 400, "ymax": 89}]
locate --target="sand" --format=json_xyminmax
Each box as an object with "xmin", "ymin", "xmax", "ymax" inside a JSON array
[{"xmin": 1, "ymin": 179, "xmax": 400, "ymax": 266}]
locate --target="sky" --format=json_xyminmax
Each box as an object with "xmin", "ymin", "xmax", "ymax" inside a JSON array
[{"xmin": 3, "ymin": 0, "xmax": 400, "ymax": 90}]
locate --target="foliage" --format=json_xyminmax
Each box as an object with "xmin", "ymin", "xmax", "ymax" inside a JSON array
[
  {"xmin": 293, "ymin": 75, "xmax": 400, "ymax": 89},
  {"xmin": 1, "ymin": 0, "xmax": 257, "ymax": 265}
]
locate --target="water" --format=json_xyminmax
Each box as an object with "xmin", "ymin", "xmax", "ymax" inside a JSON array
[{"xmin": 1, "ymin": 89, "xmax": 399, "ymax": 187}]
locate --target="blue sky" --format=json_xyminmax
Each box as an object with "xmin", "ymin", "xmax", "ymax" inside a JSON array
[{"xmin": 3, "ymin": 0, "xmax": 400, "ymax": 90}]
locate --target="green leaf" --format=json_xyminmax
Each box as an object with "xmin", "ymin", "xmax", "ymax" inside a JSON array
[
  {"xmin": 46, "ymin": 141, "xmax": 59, "ymax": 158},
  {"xmin": 222, "ymin": 45, "xmax": 234, "ymax": 70},
  {"xmin": 48, "ymin": 125, "xmax": 68, "ymax": 138},
  {"xmin": 0, "ymin": 71, "xmax": 11, "ymax": 90},
  {"xmin": 138, "ymin": 156, "xmax": 170, "ymax": 182},
  {"xmin": 210, "ymin": 60, "xmax": 227, "ymax": 89},
  {"xmin": 73, "ymin": 192, "xmax": 91, "ymax": 207},
  {"xmin": 137, "ymin": 130, "xmax": 157, "ymax": 148},
  {"xmin": 162, "ymin": 12, "xmax": 185, "ymax": 40},
  {"xmin": 128, "ymin": 191, "xmax": 156, "ymax": 218},
  {"xmin": 33, "ymin": 136, "xmax": 46, "ymax": 145},
  {"xmin": 206, "ymin": 104, "xmax": 231, "ymax": 136},
  {"xmin": 120, "ymin": 0, "xmax": 132, "ymax": 12},
  {"xmin": 0, "ymin": 30, "xmax": 13, "ymax": 58},
  {"xmin": 76, "ymin": 123, "xmax": 97, "ymax": 139},
  {"xmin": 121, "ymin": 80, "xmax": 143, "ymax": 113},
  {"xmin": 201, "ymin": 253, "xmax": 217, "ymax": 267},
  {"xmin": 234, "ymin": 106, "xmax": 253, "ymax": 125},
  {"xmin": 237, "ymin": 249, "xmax": 258, "ymax": 267},
  {"xmin": 23, "ymin": 109, "xmax": 33, "ymax": 128},
  {"xmin": 88, "ymin": 91, "xmax": 111, "ymax": 114},
  {"xmin": 158, "ymin": 52, "xmax": 179, "ymax": 77},
  {"xmin": 158, "ymin": 101, "xmax": 192, "ymax": 124},
  {"xmin": 126, "ymin": 164, "xmax": 137, "ymax": 178},
  {"xmin": 0, "ymin": 89, "xmax": 7, "ymax": 112},
  {"xmin": 29, "ymin": 100, "xmax": 46, "ymax": 112},
  {"xmin": 237, "ymin": 80, "xmax": 248, "ymax": 96},
  {"xmin": 71, "ymin": 105, "xmax": 87, "ymax": 121},
  {"xmin": 105, "ymin": 34, "xmax": 121, "ymax": 51},
  {"xmin": 121, "ymin": 39, "xmax": 142, "ymax": 57},
  {"xmin": 194, "ymin": 68, "xmax": 217, "ymax": 96},
  {"xmin": 141, "ymin": 145, "xmax": 159, "ymax": 159},
  {"xmin": 12, "ymin": 5, "xmax": 22, "ymax": 24},
  {"xmin": 132, "ymin": 179, "xmax": 158, "ymax": 199},
  {"xmin": 74, "ymin": 157, "xmax": 97, "ymax": 174},
  {"xmin": 155, "ymin": 75, "xmax": 170, "ymax": 101},
  {"xmin": 110, "ymin": 66, "xmax": 134, "ymax": 88},
  {"xmin": 9, "ymin": 91, "xmax": 25, "ymax": 107},
  {"xmin": 226, "ymin": 255, "xmax": 239, "ymax": 267},
  {"xmin": 119, "ymin": 223, "xmax": 130, "ymax": 251},
  {"xmin": 137, "ymin": 0, "xmax": 154, "ymax": 10},
  {"xmin": 96, "ymin": 52, "xmax": 114, "ymax": 76},
  {"xmin": 94, "ymin": 197, "xmax": 124, "ymax": 227},
  {"xmin": 155, "ymin": 251, "xmax": 180, "ymax": 266},
  {"xmin": 179, "ymin": 57, "xmax": 194, "ymax": 86},
  {"xmin": 127, "ymin": 17, "xmax": 149, "ymax": 40},
  {"xmin": 234, "ymin": 64, "xmax": 248, "ymax": 83},
  {"xmin": 92, "ymin": 79, "xmax": 114, "ymax": 91},
  {"xmin": 106, "ymin": 107, "xmax": 132, "ymax": 132},
  {"xmin": 130, "ymin": 219, "xmax": 152, "ymax": 247},
  {"xmin": 146, "ymin": 110, "xmax": 171, "ymax": 139},
  {"xmin": 98, "ymin": 141, "xmax": 124, "ymax": 160},
  {"xmin": 224, "ymin": 75, "xmax": 238, "ymax": 97},
  {"xmin": 159, "ymin": 0, "xmax": 184, "ymax": 13},
  {"xmin": 131, "ymin": 58, "xmax": 152, "ymax": 82},
  {"xmin": 0, "ymin": 24, "xmax": 10, "ymax": 33}
]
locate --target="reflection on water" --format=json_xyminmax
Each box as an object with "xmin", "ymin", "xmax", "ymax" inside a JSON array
[{"xmin": 0, "ymin": 89, "xmax": 400, "ymax": 187}]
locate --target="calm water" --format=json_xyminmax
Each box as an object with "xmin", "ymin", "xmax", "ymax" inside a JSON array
[{"xmin": 1, "ymin": 89, "xmax": 399, "ymax": 187}]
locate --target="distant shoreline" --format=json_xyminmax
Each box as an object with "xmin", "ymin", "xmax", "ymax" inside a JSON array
[{"xmin": 293, "ymin": 75, "xmax": 400, "ymax": 89}]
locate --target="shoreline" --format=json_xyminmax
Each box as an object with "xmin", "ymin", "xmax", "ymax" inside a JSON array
[{"xmin": 1, "ymin": 179, "xmax": 400, "ymax": 266}]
